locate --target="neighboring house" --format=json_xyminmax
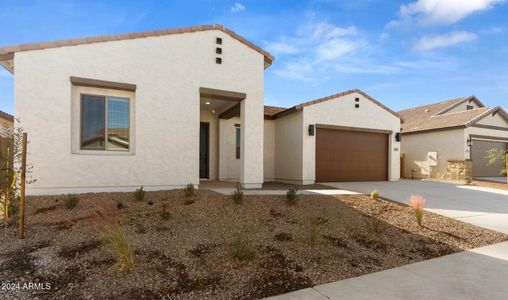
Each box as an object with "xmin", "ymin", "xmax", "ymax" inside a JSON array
[
  {"xmin": 399, "ymin": 97, "xmax": 508, "ymax": 180},
  {"xmin": 0, "ymin": 24, "xmax": 401, "ymax": 195},
  {"xmin": 0, "ymin": 110, "xmax": 14, "ymax": 136}
]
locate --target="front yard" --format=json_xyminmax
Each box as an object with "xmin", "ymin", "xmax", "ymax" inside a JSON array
[{"xmin": 0, "ymin": 188, "xmax": 506, "ymax": 299}]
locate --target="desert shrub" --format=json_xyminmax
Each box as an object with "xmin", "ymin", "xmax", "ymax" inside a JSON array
[
  {"xmin": 64, "ymin": 194, "xmax": 79, "ymax": 209},
  {"xmin": 370, "ymin": 189, "xmax": 379, "ymax": 200},
  {"xmin": 160, "ymin": 203, "xmax": 171, "ymax": 221},
  {"xmin": 286, "ymin": 187, "xmax": 298, "ymax": 205},
  {"xmin": 184, "ymin": 183, "xmax": 195, "ymax": 198},
  {"xmin": 307, "ymin": 224, "xmax": 318, "ymax": 247},
  {"xmin": 409, "ymin": 195, "xmax": 425, "ymax": 226},
  {"xmin": 90, "ymin": 203, "xmax": 134, "ymax": 270},
  {"xmin": 230, "ymin": 234, "xmax": 256, "ymax": 261},
  {"xmin": 231, "ymin": 185, "xmax": 244, "ymax": 204},
  {"xmin": 133, "ymin": 186, "xmax": 145, "ymax": 202},
  {"xmin": 368, "ymin": 217, "xmax": 384, "ymax": 233},
  {"xmin": 160, "ymin": 211, "xmax": 171, "ymax": 221}
]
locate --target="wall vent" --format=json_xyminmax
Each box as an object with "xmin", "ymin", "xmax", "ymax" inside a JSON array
[{"xmin": 216, "ymin": 57, "xmax": 222, "ymax": 64}]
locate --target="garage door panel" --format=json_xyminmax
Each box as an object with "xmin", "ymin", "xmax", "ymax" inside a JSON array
[
  {"xmin": 316, "ymin": 128, "xmax": 388, "ymax": 182},
  {"xmin": 472, "ymin": 140, "xmax": 507, "ymax": 177}
]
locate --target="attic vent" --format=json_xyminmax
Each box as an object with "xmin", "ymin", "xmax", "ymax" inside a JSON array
[
  {"xmin": 216, "ymin": 57, "xmax": 222, "ymax": 64},
  {"xmin": 355, "ymin": 97, "xmax": 360, "ymax": 102},
  {"xmin": 216, "ymin": 37, "xmax": 222, "ymax": 45},
  {"xmin": 466, "ymin": 105, "xmax": 473, "ymax": 110},
  {"xmin": 216, "ymin": 47, "xmax": 222, "ymax": 54}
]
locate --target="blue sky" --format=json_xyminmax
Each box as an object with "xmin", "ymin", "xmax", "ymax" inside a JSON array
[{"xmin": 1, "ymin": 0, "xmax": 507, "ymax": 115}]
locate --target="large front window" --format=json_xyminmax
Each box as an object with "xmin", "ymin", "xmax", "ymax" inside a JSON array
[{"xmin": 81, "ymin": 94, "xmax": 130, "ymax": 151}]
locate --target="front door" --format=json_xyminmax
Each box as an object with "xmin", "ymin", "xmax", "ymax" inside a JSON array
[{"xmin": 199, "ymin": 122, "xmax": 210, "ymax": 179}]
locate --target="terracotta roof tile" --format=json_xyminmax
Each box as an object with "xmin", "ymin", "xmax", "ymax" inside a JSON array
[
  {"xmin": 0, "ymin": 24, "xmax": 274, "ymax": 67},
  {"xmin": 401, "ymin": 107, "xmax": 491, "ymax": 133},
  {"xmin": 0, "ymin": 110, "xmax": 14, "ymax": 122},
  {"xmin": 397, "ymin": 97, "xmax": 469, "ymax": 122},
  {"xmin": 264, "ymin": 105, "xmax": 287, "ymax": 117}
]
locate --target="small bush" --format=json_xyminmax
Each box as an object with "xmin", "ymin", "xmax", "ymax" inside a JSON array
[
  {"xmin": 230, "ymin": 234, "xmax": 256, "ymax": 261},
  {"xmin": 231, "ymin": 185, "xmax": 244, "ymax": 204},
  {"xmin": 184, "ymin": 183, "xmax": 195, "ymax": 198},
  {"xmin": 409, "ymin": 195, "xmax": 425, "ymax": 226},
  {"xmin": 160, "ymin": 203, "xmax": 171, "ymax": 221},
  {"xmin": 286, "ymin": 187, "xmax": 298, "ymax": 205},
  {"xmin": 160, "ymin": 211, "xmax": 171, "ymax": 221},
  {"xmin": 368, "ymin": 217, "xmax": 384, "ymax": 233},
  {"xmin": 90, "ymin": 204, "xmax": 134, "ymax": 270},
  {"xmin": 133, "ymin": 186, "xmax": 145, "ymax": 202},
  {"xmin": 370, "ymin": 189, "xmax": 379, "ymax": 200},
  {"xmin": 307, "ymin": 224, "xmax": 318, "ymax": 247},
  {"xmin": 64, "ymin": 194, "xmax": 79, "ymax": 209}
]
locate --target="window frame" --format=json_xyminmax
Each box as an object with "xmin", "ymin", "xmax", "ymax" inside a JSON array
[
  {"xmin": 80, "ymin": 93, "xmax": 131, "ymax": 152},
  {"xmin": 235, "ymin": 124, "xmax": 241, "ymax": 159},
  {"xmin": 71, "ymin": 85, "xmax": 135, "ymax": 156}
]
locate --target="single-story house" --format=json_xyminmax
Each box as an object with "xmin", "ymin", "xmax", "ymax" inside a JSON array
[
  {"xmin": 399, "ymin": 97, "xmax": 508, "ymax": 180},
  {"xmin": 0, "ymin": 24, "xmax": 401, "ymax": 195}
]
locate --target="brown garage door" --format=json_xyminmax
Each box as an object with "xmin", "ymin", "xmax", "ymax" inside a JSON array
[{"xmin": 316, "ymin": 128, "xmax": 388, "ymax": 182}]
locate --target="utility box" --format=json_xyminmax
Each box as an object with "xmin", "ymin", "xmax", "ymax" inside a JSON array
[{"xmin": 427, "ymin": 152, "xmax": 438, "ymax": 167}]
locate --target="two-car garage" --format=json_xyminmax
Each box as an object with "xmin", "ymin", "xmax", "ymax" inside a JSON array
[
  {"xmin": 315, "ymin": 128, "xmax": 389, "ymax": 182},
  {"xmin": 272, "ymin": 89, "xmax": 401, "ymax": 185}
]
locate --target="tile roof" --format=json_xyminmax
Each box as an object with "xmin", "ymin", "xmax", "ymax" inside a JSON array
[
  {"xmin": 264, "ymin": 105, "xmax": 287, "ymax": 117},
  {"xmin": 398, "ymin": 97, "xmax": 470, "ymax": 122},
  {"xmin": 401, "ymin": 107, "xmax": 494, "ymax": 133},
  {"xmin": 0, "ymin": 24, "xmax": 274, "ymax": 68},
  {"xmin": 0, "ymin": 110, "xmax": 14, "ymax": 122},
  {"xmin": 397, "ymin": 96, "xmax": 506, "ymax": 133}
]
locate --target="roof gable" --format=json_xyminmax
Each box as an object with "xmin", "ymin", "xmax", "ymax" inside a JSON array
[
  {"xmin": 0, "ymin": 24, "xmax": 274, "ymax": 70},
  {"xmin": 273, "ymin": 89, "xmax": 402, "ymax": 120}
]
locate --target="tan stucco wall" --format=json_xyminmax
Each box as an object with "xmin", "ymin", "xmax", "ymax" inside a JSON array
[
  {"xmin": 401, "ymin": 129, "xmax": 466, "ymax": 179},
  {"xmin": 274, "ymin": 111, "xmax": 304, "ymax": 183},
  {"xmin": 476, "ymin": 112, "xmax": 508, "ymax": 127},
  {"xmin": 302, "ymin": 92, "xmax": 401, "ymax": 182},
  {"xmin": 14, "ymin": 30, "xmax": 265, "ymax": 195},
  {"xmin": 264, "ymin": 119, "xmax": 275, "ymax": 181},
  {"xmin": 218, "ymin": 117, "xmax": 240, "ymax": 181}
]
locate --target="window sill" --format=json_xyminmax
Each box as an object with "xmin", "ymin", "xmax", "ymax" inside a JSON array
[{"xmin": 72, "ymin": 150, "xmax": 135, "ymax": 156}]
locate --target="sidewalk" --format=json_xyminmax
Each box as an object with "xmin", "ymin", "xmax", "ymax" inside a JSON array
[{"xmin": 266, "ymin": 241, "xmax": 508, "ymax": 300}]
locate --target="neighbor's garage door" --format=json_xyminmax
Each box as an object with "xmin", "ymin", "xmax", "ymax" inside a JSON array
[
  {"xmin": 472, "ymin": 140, "xmax": 507, "ymax": 177},
  {"xmin": 316, "ymin": 128, "xmax": 388, "ymax": 182}
]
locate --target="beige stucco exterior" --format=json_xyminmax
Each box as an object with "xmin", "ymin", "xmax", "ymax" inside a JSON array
[
  {"xmin": 402, "ymin": 108, "xmax": 508, "ymax": 179},
  {"xmin": 14, "ymin": 29, "xmax": 266, "ymax": 195},
  {"xmin": 274, "ymin": 92, "xmax": 401, "ymax": 184},
  {"xmin": 401, "ymin": 129, "xmax": 467, "ymax": 179}
]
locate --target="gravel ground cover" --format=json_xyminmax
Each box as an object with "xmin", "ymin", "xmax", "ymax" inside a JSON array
[{"xmin": 0, "ymin": 189, "xmax": 506, "ymax": 299}]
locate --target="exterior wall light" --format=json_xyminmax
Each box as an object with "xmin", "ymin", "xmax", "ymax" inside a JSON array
[{"xmin": 308, "ymin": 124, "xmax": 315, "ymax": 136}]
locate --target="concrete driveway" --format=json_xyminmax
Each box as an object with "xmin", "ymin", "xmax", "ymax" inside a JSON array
[{"xmin": 323, "ymin": 180, "xmax": 508, "ymax": 234}]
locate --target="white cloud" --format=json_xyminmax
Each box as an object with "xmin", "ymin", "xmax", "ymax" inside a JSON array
[
  {"xmin": 390, "ymin": 0, "xmax": 505, "ymax": 26},
  {"xmin": 311, "ymin": 23, "xmax": 357, "ymax": 39},
  {"xmin": 315, "ymin": 39, "xmax": 362, "ymax": 60},
  {"xmin": 414, "ymin": 31, "xmax": 478, "ymax": 51},
  {"xmin": 265, "ymin": 41, "xmax": 301, "ymax": 55},
  {"xmin": 230, "ymin": 3, "xmax": 245, "ymax": 13},
  {"xmin": 267, "ymin": 20, "xmax": 366, "ymax": 80}
]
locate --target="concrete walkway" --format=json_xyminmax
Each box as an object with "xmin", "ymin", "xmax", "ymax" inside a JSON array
[
  {"xmin": 475, "ymin": 176, "xmax": 507, "ymax": 183},
  {"xmin": 323, "ymin": 180, "xmax": 508, "ymax": 234},
  {"xmin": 266, "ymin": 241, "xmax": 508, "ymax": 300}
]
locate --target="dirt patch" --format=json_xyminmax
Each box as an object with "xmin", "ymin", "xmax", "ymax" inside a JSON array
[
  {"xmin": 0, "ymin": 189, "xmax": 506, "ymax": 299},
  {"xmin": 58, "ymin": 240, "xmax": 102, "ymax": 259}
]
